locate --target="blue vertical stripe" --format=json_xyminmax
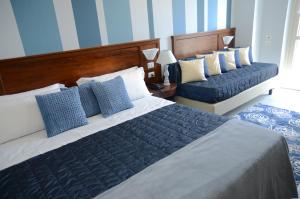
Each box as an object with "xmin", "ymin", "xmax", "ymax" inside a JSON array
[
  {"xmin": 72, "ymin": 0, "xmax": 101, "ymax": 48},
  {"xmin": 11, "ymin": 0, "xmax": 62, "ymax": 55},
  {"xmin": 208, "ymin": 0, "xmax": 218, "ymax": 30},
  {"xmin": 172, "ymin": 0, "xmax": 186, "ymax": 35},
  {"xmin": 226, "ymin": 0, "xmax": 232, "ymax": 28},
  {"xmin": 147, "ymin": 0, "xmax": 155, "ymax": 39},
  {"xmin": 103, "ymin": 0, "xmax": 133, "ymax": 44},
  {"xmin": 197, "ymin": 0, "xmax": 205, "ymax": 32}
]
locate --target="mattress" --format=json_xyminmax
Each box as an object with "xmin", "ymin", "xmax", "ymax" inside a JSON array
[
  {"xmin": 170, "ymin": 62, "xmax": 278, "ymax": 103},
  {"xmin": 0, "ymin": 103, "xmax": 227, "ymax": 198}
]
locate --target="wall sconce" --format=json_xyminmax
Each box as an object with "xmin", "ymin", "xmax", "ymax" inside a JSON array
[
  {"xmin": 223, "ymin": 36, "xmax": 234, "ymax": 49},
  {"xmin": 142, "ymin": 48, "xmax": 159, "ymax": 70}
]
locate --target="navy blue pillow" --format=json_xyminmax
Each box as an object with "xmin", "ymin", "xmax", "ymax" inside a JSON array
[
  {"xmin": 218, "ymin": 54, "xmax": 228, "ymax": 73},
  {"xmin": 91, "ymin": 76, "xmax": 133, "ymax": 118},
  {"xmin": 78, "ymin": 82, "xmax": 101, "ymax": 117},
  {"xmin": 36, "ymin": 87, "xmax": 88, "ymax": 137},
  {"xmin": 234, "ymin": 50, "xmax": 242, "ymax": 68}
]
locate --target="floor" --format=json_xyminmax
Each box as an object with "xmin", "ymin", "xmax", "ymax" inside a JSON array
[{"xmin": 225, "ymin": 88, "xmax": 300, "ymax": 117}]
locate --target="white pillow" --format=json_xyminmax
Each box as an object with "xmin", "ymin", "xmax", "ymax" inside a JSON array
[
  {"xmin": 0, "ymin": 84, "xmax": 63, "ymax": 144},
  {"xmin": 214, "ymin": 51, "xmax": 237, "ymax": 70},
  {"xmin": 179, "ymin": 59, "xmax": 207, "ymax": 83},
  {"xmin": 121, "ymin": 67, "xmax": 151, "ymax": 101},
  {"xmin": 77, "ymin": 66, "xmax": 138, "ymax": 85},
  {"xmin": 196, "ymin": 54, "xmax": 222, "ymax": 75},
  {"xmin": 229, "ymin": 47, "xmax": 251, "ymax": 66}
]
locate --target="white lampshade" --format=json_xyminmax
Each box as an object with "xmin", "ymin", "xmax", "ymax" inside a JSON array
[
  {"xmin": 223, "ymin": 36, "xmax": 234, "ymax": 46},
  {"xmin": 157, "ymin": 50, "xmax": 177, "ymax": 66},
  {"xmin": 142, "ymin": 48, "xmax": 159, "ymax": 60}
]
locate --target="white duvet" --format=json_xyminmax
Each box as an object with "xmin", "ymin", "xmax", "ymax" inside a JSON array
[{"xmin": 0, "ymin": 96, "xmax": 174, "ymax": 171}]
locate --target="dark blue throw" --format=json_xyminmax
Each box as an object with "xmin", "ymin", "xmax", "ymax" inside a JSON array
[{"xmin": 0, "ymin": 104, "xmax": 227, "ymax": 199}]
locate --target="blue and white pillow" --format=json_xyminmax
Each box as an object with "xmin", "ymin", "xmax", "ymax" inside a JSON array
[
  {"xmin": 36, "ymin": 87, "xmax": 88, "ymax": 137},
  {"xmin": 229, "ymin": 47, "xmax": 253, "ymax": 66},
  {"xmin": 91, "ymin": 76, "xmax": 133, "ymax": 118},
  {"xmin": 213, "ymin": 51, "xmax": 237, "ymax": 71}
]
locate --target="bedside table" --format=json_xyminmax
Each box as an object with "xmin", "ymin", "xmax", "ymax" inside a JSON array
[{"xmin": 148, "ymin": 83, "xmax": 177, "ymax": 99}]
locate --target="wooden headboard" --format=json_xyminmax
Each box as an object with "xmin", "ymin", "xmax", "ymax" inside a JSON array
[
  {"xmin": 0, "ymin": 39, "xmax": 161, "ymax": 95},
  {"xmin": 171, "ymin": 28, "xmax": 236, "ymax": 59}
]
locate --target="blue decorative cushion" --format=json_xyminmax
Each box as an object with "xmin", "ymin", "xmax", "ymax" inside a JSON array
[
  {"xmin": 91, "ymin": 76, "xmax": 134, "ymax": 118},
  {"xmin": 218, "ymin": 54, "xmax": 228, "ymax": 73},
  {"xmin": 77, "ymin": 81, "xmax": 101, "ymax": 117},
  {"xmin": 36, "ymin": 87, "xmax": 88, "ymax": 137},
  {"xmin": 234, "ymin": 50, "xmax": 242, "ymax": 68}
]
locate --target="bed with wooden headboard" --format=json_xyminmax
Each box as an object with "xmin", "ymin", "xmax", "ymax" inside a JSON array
[
  {"xmin": 170, "ymin": 28, "xmax": 278, "ymax": 115},
  {"xmin": 171, "ymin": 28, "xmax": 235, "ymax": 59},
  {"xmin": 0, "ymin": 39, "xmax": 161, "ymax": 95}
]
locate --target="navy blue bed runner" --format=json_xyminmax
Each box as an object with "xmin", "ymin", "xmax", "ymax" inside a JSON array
[
  {"xmin": 169, "ymin": 62, "xmax": 278, "ymax": 103},
  {"xmin": 0, "ymin": 104, "xmax": 227, "ymax": 199}
]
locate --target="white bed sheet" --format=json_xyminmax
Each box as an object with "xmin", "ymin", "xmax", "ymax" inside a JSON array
[{"xmin": 0, "ymin": 96, "xmax": 174, "ymax": 171}]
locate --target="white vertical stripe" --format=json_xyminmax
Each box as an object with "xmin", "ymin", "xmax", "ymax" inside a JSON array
[
  {"xmin": 217, "ymin": 0, "xmax": 227, "ymax": 29},
  {"xmin": 204, "ymin": 0, "xmax": 208, "ymax": 31},
  {"xmin": 0, "ymin": 0, "xmax": 25, "ymax": 59},
  {"xmin": 129, "ymin": 0, "xmax": 150, "ymax": 41},
  {"xmin": 53, "ymin": 0, "xmax": 79, "ymax": 51},
  {"xmin": 185, "ymin": 0, "xmax": 198, "ymax": 33},
  {"xmin": 152, "ymin": 0, "xmax": 173, "ymax": 50},
  {"xmin": 95, "ymin": 0, "xmax": 108, "ymax": 45}
]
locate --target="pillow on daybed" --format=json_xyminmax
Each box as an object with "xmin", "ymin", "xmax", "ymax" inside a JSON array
[
  {"xmin": 229, "ymin": 47, "xmax": 251, "ymax": 66},
  {"xmin": 196, "ymin": 53, "xmax": 222, "ymax": 76},
  {"xmin": 179, "ymin": 59, "xmax": 207, "ymax": 83},
  {"xmin": 214, "ymin": 51, "xmax": 237, "ymax": 71}
]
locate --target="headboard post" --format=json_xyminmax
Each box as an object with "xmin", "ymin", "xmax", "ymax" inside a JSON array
[
  {"xmin": 171, "ymin": 28, "xmax": 236, "ymax": 59},
  {"xmin": 0, "ymin": 39, "xmax": 161, "ymax": 95}
]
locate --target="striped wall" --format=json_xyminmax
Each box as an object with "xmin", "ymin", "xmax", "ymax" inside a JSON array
[{"xmin": 0, "ymin": 0, "xmax": 232, "ymax": 59}]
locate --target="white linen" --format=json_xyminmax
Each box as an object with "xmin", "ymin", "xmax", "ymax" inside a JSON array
[
  {"xmin": 0, "ymin": 96, "xmax": 174, "ymax": 171},
  {"xmin": 121, "ymin": 67, "xmax": 151, "ymax": 100},
  {"xmin": 0, "ymin": 84, "xmax": 63, "ymax": 144},
  {"xmin": 76, "ymin": 66, "xmax": 138, "ymax": 85}
]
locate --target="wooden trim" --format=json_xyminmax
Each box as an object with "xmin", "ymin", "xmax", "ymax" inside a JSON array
[
  {"xmin": 171, "ymin": 28, "xmax": 236, "ymax": 59},
  {"xmin": 0, "ymin": 39, "xmax": 161, "ymax": 95}
]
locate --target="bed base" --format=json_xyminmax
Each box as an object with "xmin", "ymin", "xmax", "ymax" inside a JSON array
[{"xmin": 175, "ymin": 77, "xmax": 278, "ymax": 115}]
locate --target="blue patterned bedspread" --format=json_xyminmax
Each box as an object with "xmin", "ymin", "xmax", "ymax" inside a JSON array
[
  {"xmin": 169, "ymin": 62, "xmax": 278, "ymax": 103},
  {"xmin": 0, "ymin": 104, "xmax": 227, "ymax": 199}
]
